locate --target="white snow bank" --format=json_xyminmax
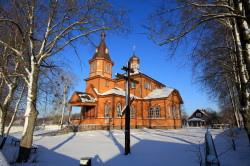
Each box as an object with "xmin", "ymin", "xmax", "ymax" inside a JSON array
[
  {"xmin": 205, "ymin": 131, "xmax": 219, "ymax": 163},
  {"xmin": 1, "ymin": 128, "xmax": 250, "ymax": 166},
  {"xmin": 0, "ymin": 151, "xmax": 9, "ymax": 166}
]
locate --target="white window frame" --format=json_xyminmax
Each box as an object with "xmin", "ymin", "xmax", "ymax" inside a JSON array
[
  {"xmin": 177, "ymin": 108, "xmax": 180, "ymax": 119},
  {"xmin": 91, "ymin": 63, "xmax": 95, "ymax": 73},
  {"xmin": 106, "ymin": 63, "xmax": 110, "ymax": 73},
  {"xmin": 196, "ymin": 113, "xmax": 201, "ymax": 117},
  {"xmin": 130, "ymin": 82, "xmax": 136, "ymax": 89},
  {"xmin": 168, "ymin": 107, "xmax": 171, "ymax": 118},
  {"xmin": 105, "ymin": 104, "xmax": 110, "ymax": 117},
  {"xmin": 155, "ymin": 107, "xmax": 160, "ymax": 118},
  {"xmin": 145, "ymin": 81, "xmax": 151, "ymax": 90},
  {"xmin": 130, "ymin": 107, "xmax": 135, "ymax": 118},
  {"xmin": 172, "ymin": 106, "xmax": 176, "ymax": 119},
  {"xmin": 149, "ymin": 107, "xmax": 154, "ymax": 118},
  {"xmin": 117, "ymin": 104, "xmax": 121, "ymax": 117}
]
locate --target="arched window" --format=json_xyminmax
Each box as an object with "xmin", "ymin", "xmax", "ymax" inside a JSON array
[
  {"xmin": 149, "ymin": 107, "xmax": 154, "ymax": 118},
  {"xmin": 91, "ymin": 63, "xmax": 95, "ymax": 72},
  {"xmin": 155, "ymin": 107, "xmax": 160, "ymax": 118},
  {"xmin": 130, "ymin": 107, "xmax": 135, "ymax": 118},
  {"xmin": 117, "ymin": 104, "xmax": 121, "ymax": 117},
  {"xmin": 177, "ymin": 108, "xmax": 180, "ymax": 119},
  {"xmin": 105, "ymin": 104, "xmax": 110, "ymax": 117},
  {"xmin": 106, "ymin": 64, "xmax": 110, "ymax": 73},
  {"xmin": 168, "ymin": 106, "xmax": 171, "ymax": 118},
  {"xmin": 172, "ymin": 105, "xmax": 176, "ymax": 119}
]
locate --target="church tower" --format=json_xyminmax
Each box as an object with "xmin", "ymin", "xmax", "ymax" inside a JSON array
[
  {"xmin": 129, "ymin": 46, "xmax": 140, "ymax": 73},
  {"xmin": 89, "ymin": 30, "xmax": 114, "ymax": 78},
  {"xmin": 85, "ymin": 30, "xmax": 115, "ymax": 93}
]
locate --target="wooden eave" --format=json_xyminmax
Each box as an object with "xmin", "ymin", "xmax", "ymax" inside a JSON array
[
  {"xmin": 88, "ymin": 58, "xmax": 114, "ymax": 66},
  {"xmin": 84, "ymin": 75, "xmax": 116, "ymax": 82}
]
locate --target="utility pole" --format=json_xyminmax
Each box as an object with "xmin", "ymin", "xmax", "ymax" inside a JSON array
[{"xmin": 116, "ymin": 61, "xmax": 138, "ymax": 155}]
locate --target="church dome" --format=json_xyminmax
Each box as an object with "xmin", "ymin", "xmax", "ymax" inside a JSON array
[{"xmin": 129, "ymin": 52, "xmax": 140, "ymax": 63}]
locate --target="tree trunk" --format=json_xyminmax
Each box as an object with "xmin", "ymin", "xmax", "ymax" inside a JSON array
[
  {"xmin": 226, "ymin": 77, "xmax": 240, "ymax": 128},
  {"xmin": 0, "ymin": 85, "xmax": 25, "ymax": 149},
  {"xmin": 0, "ymin": 78, "xmax": 17, "ymax": 137},
  {"xmin": 241, "ymin": 0, "xmax": 250, "ymax": 27},
  {"xmin": 231, "ymin": 8, "xmax": 250, "ymax": 143},
  {"xmin": 60, "ymin": 84, "xmax": 67, "ymax": 130},
  {"xmin": 16, "ymin": 66, "xmax": 39, "ymax": 163}
]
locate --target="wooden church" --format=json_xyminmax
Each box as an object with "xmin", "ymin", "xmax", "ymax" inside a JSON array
[{"xmin": 68, "ymin": 30, "xmax": 184, "ymax": 131}]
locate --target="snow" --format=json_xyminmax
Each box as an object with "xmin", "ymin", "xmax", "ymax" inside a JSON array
[
  {"xmin": 205, "ymin": 131, "xmax": 219, "ymax": 164},
  {"xmin": 144, "ymin": 88, "xmax": 174, "ymax": 99},
  {"xmin": 1, "ymin": 127, "xmax": 250, "ymax": 166},
  {"xmin": 188, "ymin": 118, "xmax": 205, "ymax": 122},
  {"xmin": 0, "ymin": 151, "xmax": 9, "ymax": 166},
  {"xmin": 96, "ymin": 87, "xmax": 139, "ymax": 99}
]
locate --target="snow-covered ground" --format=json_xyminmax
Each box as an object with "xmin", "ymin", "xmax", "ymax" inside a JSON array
[{"xmin": 1, "ymin": 127, "xmax": 250, "ymax": 166}]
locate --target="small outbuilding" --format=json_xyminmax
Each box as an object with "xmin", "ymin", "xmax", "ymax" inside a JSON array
[{"xmin": 188, "ymin": 109, "xmax": 208, "ymax": 127}]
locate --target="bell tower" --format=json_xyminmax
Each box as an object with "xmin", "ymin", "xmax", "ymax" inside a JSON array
[
  {"xmin": 129, "ymin": 46, "xmax": 140, "ymax": 72},
  {"xmin": 89, "ymin": 30, "xmax": 114, "ymax": 78}
]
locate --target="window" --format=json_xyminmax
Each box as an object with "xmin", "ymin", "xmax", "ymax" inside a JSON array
[
  {"xmin": 196, "ymin": 113, "xmax": 201, "ymax": 117},
  {"xmin": 168, "ymin": 107, "xmax": 171, "ymax": 118},
  {"xmin": 130, "ymin": 107, "xmax": 135, "ymax": 118},
  {"xmin": 106, "ymin": 81, "xmax": 109, "ymax": 87},
  {"xmin": 130, "ymin": 63, "xmax": 136, "ymax": 69},
  {"xmin": 177, "ymin": 108, "xmax": 180, "ymax": 119},
  {"xmin": 145, "ymin": 81, "xmax": 151, "ymax": 90},
  {"xmin": 149, "ymin": 107, "xmax": 154, "ymax": 118},
  {"xmin": 149, "ymin": 107, "xmax": 161, "ymax": 118},
  {"xmin": 172, "ymin": 106, "xmax": 176, "ymax": 119},
  {"xmin": 130, "ymin": 82, "xmax": 136, "ymax": 89},
  {"xmin": 156, "ymin": 86, "xmax": 160, "ymax": 89},
  {"xmin": 106, "ymin": 64, "xmax": 110, "ymax": 73},
  {"xmin": 91, "ymin": 63, "xmax": 95, "ymax": 72},
  {"xmin": 117, "ymin": 104, "xmax": 121, "ymax": 117},
  {"xmin": 105, "ymin": 104, "xmax": 110, "ymax": 117},
  {"xmin": 105, "ymin": 48, "xmax": 108, "ymax": 53},
  {"xmin": 155, "ymin": 107, "xmax": 160, "ymax": 118},
  {"xmin": 95, "ymin": 48, "xmax": 98, "ymax": 52}
]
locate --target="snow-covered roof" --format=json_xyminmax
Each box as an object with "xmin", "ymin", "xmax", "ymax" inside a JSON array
[
  {"xmin": 77, "ymin": 93, "xmax": 97, "ymax": 103},
  {"xmin": 102, "ymin": 87, "xmax": 126, "ymax": 96},
  {"xmin": 144, "ymin": 88, "xmax": 174, "ymax": 99},
  {"xmin": 188, "ymin": 118, "xmax": 205, "ymax": 122},
  {"xmin": 94, "ymin": 87, "xmax": 139, "ymax": 98}
]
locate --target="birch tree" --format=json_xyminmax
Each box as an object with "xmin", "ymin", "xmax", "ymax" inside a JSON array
[
  {"xmin": 143, "ymin": 0, "xmax": 250, "ymax": 143},
  {"xmin": 0, "ymin": 0, "xmax": 129, "ymax": 162}
]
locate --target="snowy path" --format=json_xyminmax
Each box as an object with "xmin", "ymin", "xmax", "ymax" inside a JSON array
[{"xmin": 1, "ymin": 127, "xmax": 250, "ymax": 166}]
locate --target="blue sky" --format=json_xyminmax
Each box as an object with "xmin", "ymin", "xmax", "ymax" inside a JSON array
[{"xmin": 66, "ymin": 0, "xmax": 219, "ymax": 116}]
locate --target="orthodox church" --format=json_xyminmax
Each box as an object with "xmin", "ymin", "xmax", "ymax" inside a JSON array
[{"xmin": 68, "ymin": 30, "xmax": 183, "ymax": 131}]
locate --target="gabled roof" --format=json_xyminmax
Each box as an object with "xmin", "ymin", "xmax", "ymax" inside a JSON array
[
  {"xmin": 94, "ymin": 87, "xmax": 139, "ymax": 98},
  {"xmin": 144, "ymin": 88, "xmax": 174, "ymax": 99},
  {"xmin": 144, "ymin": 88, "xmax": 184, "ymax": 103},
  {"xmin": 68, "ymin": 91, "xmax": 97, "ymax": 104},
  {"xmin": 91, "ymin": 30, "xmax": 111, "ymax": 61},
  {"xmin": 115, "ymin": 71, "xmax": 166, "ymax": 87},
  {"xmin": 188, "ymin": 109, "xmax": 208, "ymax": 119}
]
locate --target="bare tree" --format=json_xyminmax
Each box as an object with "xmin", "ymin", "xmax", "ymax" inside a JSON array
[
  {"xmin": 143, "ymin": 0, "xmax": 250, "ymax": 143},
  {"xmin": 57, "ymin": 72, "xmax": 77, "ymax": 129},
  {"xmin": 0, "ymin": 84, "xmax": 25, "ymax": 149},
  {"xmin": 0, "ymin": 0, "xmax": 129, "ymax": 162}
]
